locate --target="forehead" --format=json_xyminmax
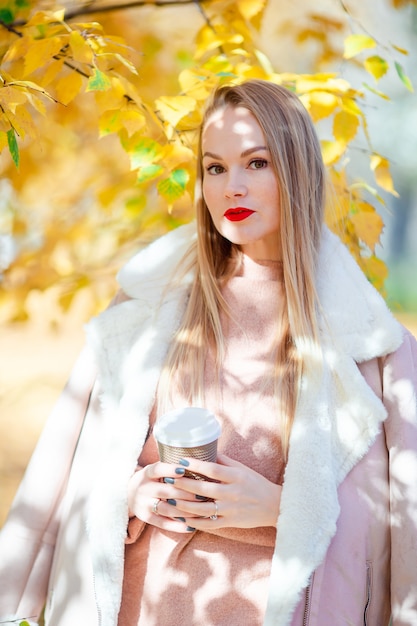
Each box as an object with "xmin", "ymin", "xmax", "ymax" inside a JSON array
[{"xmin": 202, "ymin": 105, "xmax": 265, "ymax": 148}]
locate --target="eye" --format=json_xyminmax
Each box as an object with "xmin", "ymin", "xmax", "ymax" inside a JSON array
[
  {"xmin": 249, "ymin": 158, "xmax": 268, "ymax": 170},
  {"xmin": 206, "ymin": 163, "xmax": 225, "ymax": 175}
]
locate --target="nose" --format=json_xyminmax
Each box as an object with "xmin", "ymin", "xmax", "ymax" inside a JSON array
[{"xmin": 224, "ymin": 170, "xmax": 247, "ymax": 198}]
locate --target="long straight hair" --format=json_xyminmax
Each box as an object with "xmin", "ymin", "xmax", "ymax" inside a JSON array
[{"xmin": 159, "ymin": 80, "xmax": 326, "ymax": 457}]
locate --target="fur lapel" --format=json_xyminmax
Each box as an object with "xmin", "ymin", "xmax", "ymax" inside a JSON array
[
  {"xmin": 85, "ymin": 222, "xmax": 403, "ymax": 626},
  {"xmin": 264, "ymin": 228, "xmax": 403, "ymax": 625},
  {"xmin": 84, "ymin": 224, "xmax": 196, "ymax": 626}
]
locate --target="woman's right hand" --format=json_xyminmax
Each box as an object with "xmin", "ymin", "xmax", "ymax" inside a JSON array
[{"xmin": 127, "ymin": 461, "xmax": 201, "ymax": 532}]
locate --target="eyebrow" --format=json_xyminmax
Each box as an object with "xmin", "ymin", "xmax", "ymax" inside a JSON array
[{"xmin": 202, "ymin": 146, "xmax": 268, "ymax": 159}]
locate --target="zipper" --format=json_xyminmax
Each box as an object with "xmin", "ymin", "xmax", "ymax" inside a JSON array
[
  {"xmin": 302, "ymin": 573, "xmax": 314, "ymax": 626},
  {"xmin": 364, "ymin": 561, "xmax": 372, "ymax": 626}
]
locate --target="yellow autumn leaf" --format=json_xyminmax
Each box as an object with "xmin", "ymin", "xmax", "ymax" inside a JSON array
[
  {"xmin": 370, "ymin": 154, "xmax": 399, "ymax": 196},
  {"xmin": 38, "ymin": 58, "xmax": 65, "ymax": 87},
  {"xmin": 333, "ymin": 110, "xmax": 360, "ymax": 143},
  {"xmin": 300, "ymin": 91, "xmax": 338, "ymax": 121},
  {"xmin": 339, "ymin": 96, "xmax": 362, "ymax": 117},
  {"xmin": 237, "ymin": 0, "xmax": 266, "ymax": 21},
  {"xmin": 69, "ymin": 30, "xmax": 94, "ymax": 65},
  {"xmin": 99, "ymin": 109, "xmax": 145, "ymax": 137},
  {"xmin": 3, "ymin": 36, "xmax": 30, "ymax": 64},
  {"xmin": 343, "ymin": 34, "xmax": 376, "ymax": 59},
  {"xmin": 155, "ymin": 95, "xmax": 196, "ymax": 128},
  {"xmin": 23, "ymin": 37, "xmax": 64, "ymax": 76},
  {"xmin": 162, "ymin": 143, "xmax": 195, "ymax": 170},
  {"xmin": 321, "ymin": 140, "xmax": 346, "ymax": 165},
  {"xmin": 364, "ymin": 55, "xmax": 389, "ymax": 81},
  {"xmin": 360, "ymin": 255, "xmax": 388, "ymax": 292},
  {"xmin": 179, "ymin": 69, "xmax": 214, "ymax": 100},
  {"xmin": 391, "ymin": 44, "xmax": 408, "ymax": 55},
  {"xmin": 296, "ymin": 75, "xmax": 350, "ymax": 94},
  {"xmin": 0, "ymin": 85, "xmax": 28, "ymax": 113},
  {"xmin": 23, "ymin": 91, "xmax": 47, "ymax": 116},
  {"xmin": 55, "ymin": 70, "xmax": 84, "ymax": 105},
  {"xmin": 195, "ymin": 26, "xmax": 243, "ymax": 59},
  {"xmin": 25, "ymin": 9, "xmax": 65, "ymax": 27},
  {"xmin": 253, "ymin": 49, "xmax": 274, "ymax": 75},
  {"xmin": 0, "ymin": 117, "xmax": 10, "ymax": 133},
  {"xmin": 5, "ymin": 105, "xmax": 37, "ymax": 140},
  {"xmin": 350, "ymin": 202, "xmax": 384, "ymax": 251},
  {"xmin": 0, "ymin": 131, "xmax": 9, "ymax": 152}
]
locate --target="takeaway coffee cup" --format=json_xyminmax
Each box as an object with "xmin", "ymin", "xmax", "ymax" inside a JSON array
[{"xmin": 154, "ymin": 407, "xmax": 221, "ymax": 480}]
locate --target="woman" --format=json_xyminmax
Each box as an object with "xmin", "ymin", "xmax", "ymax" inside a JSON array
[{"xmin": 0, "ymin": 80, "xmax": 416, "ymax": 626}]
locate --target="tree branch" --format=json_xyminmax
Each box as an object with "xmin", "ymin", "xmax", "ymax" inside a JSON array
[{"xmin": 64, "ymin": 0, "xmax": 205, "ymax": 21}]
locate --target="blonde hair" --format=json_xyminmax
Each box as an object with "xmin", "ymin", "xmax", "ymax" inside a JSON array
[{"xmin": 159, "ymin": 79, "xmax": 326, "ymax": 457}]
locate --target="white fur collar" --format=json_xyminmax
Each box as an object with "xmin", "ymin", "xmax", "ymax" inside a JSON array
[{"xmin": 85, "ymin": 222, "xmax": 403, "ymax": 626}]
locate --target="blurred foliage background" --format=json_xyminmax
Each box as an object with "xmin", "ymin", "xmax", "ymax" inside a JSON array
[
  {"xmin": 1, "ymin": 0, "xmax": 417, "ymax": 525},
  {"xmin": 0, "ymin": 0, "xmax": 416, "ymax": 322}
]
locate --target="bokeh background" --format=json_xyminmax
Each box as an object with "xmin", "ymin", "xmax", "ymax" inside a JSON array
[{"xmin": 1, "ymin": 0, "xmax": 416, "ymax": 526}]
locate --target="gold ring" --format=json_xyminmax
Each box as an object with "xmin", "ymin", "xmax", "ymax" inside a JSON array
[
  {"xmin": 152, "ymin": 498, "xmax": 161, "ymax": 516},
  {"xmin": 210, "ymin": 500, "xmax": 218, "ymax": 520}
]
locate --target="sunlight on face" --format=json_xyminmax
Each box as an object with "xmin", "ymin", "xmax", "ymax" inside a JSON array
[{"xmin": 202, "ymin": 106, "xmax": 281, "ymax": 261}]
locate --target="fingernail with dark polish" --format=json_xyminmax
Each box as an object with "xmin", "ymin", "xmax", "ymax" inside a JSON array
[
  {"xmin": 175, "ymin": 517, "xmax": 186, "ymax": 522},
  {"xmin": 163, "ymin": 477, "xmax": 175, "ymax": 484},
  {"xmin": 179, "ymin": 458, "xmax": 190, "ymax": 467},
  {"xmin": 175, "ymin": 467, "xmax": 185, "ymax": 475},
  {"xmin": 167, "ymin": 498, "xmax": 177, "ymax": 506},
  {"xmin": 186, "ymin": 526, "xmax": 196, "ymax": 532},
  {"xmin": 195, "ymin": 494, "xmax": 207, "ymax": 501}
]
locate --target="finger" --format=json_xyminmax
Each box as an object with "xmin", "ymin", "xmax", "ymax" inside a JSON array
[
  {"xmin": 176, "ymin": 457, "xmax": 235, "ymax": 484},
  {"xmin": 145, "ymin": 461, "xmax": 188, "ymax": 482},
  {"xmin": 149, "ymin": 513, "xmax": 201, "ymax": 533},
  {"xmin": 173, "ymin": 497, "xmax": 222, "ymax": 520}
]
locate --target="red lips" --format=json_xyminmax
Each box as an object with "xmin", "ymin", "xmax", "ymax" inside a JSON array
[{"xmin": 224, "ymin": 208, "xmax": 255, "ymax": 222}]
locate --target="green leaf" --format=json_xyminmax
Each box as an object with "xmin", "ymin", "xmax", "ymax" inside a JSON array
[
  {"xmin": 7, "ymin": 128, "xmax": 19, "ymax": 168},
  {"xmin": 137, "ymin": 163, "xmax": 164, "ymax": 184},
  {"xmin": 157, "ymin": 168, "xmax": 189, "ymax": 202},
  {"xmin": 394, "ymin": 62, "xmax": 413, "ymax": 92},
  {"xmin": 129, "ymin": 138, "xmax": 163, "ymax": 170},
  {"xmin": 0, "ymin": 8, "xmax": 14, "ymax": 23},
  {"xmin": 86, "ymin": 68, "xmax": 111, "ymax": 92}
]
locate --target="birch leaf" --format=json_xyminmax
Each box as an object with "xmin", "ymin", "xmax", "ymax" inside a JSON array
[
  {"xmin": 370, "ymin": 154, "xmax": 399, "ymax": 196},
  {"xmin": 157, "ymin": 168, "xmax": 189, "ymax": 203},
  {"xmin": 394, "ymin": 62, "xmax": 413, "ymax": 92},
  {"xmin": 321, "ymin": 140, "xmax": 346, "ymax": 165},
  {"xmin": 364, "ymin": 55, "xmax": 389, "ymax": 81},
  {"xmin": 7, "ymin": 128, "xmax": 19, "ymax": 167},
  {"xmin": 23, "ymin": 37, "xmax": 64, "ymax": 76},
  {"xmin": 86, "ymin": 68, "xmax": 111, "ymax": 92},
  {"xmin": 55, "ymin": 70, "xmax": 84, "ymax": 105},
  {"xmin": 69, "ymin": 30, "xmax": 94, "ymax": 65},
  {"xmin": 333, "ymin": 110, "xmax": 360, "ymax": 143},
  {"xmin": 344, "ymin": 34, "xmax": 376, "ymax": 59},
  {"xmin": 350, "ymin": 202, "xmax": 384, "ymax": 251},
  {"xmin": 155, "ymin": 95, "xmax": 196, "ymax": 127}
]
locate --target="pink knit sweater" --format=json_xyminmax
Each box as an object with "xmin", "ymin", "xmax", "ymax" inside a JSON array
[{"xmin": 118, "ymin": 256, "xmax": 286, "ymax": 626}]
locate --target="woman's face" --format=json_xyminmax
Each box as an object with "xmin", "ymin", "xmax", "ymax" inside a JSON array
[{"xmin": 201, "ymin": 105, "xmax": 281, "ymax": 261}]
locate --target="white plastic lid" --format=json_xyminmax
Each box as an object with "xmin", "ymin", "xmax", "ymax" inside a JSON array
[{"xmin": 154, "ymin": 407, "xmax": 222, "ymax": 447}]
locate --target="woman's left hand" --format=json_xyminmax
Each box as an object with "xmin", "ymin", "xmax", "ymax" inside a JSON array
[{"xmin": 168, "ymin": 454, "xmax": 282, "ymax": 530}]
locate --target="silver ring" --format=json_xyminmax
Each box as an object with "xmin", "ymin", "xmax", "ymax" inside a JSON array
[
  {"xmin": 152, "ymin": 498, "xmax": 161, "ymax": 516},
  {"xmin": 210, "ymin": 500, "xmax": 218, "ymax": 520}
]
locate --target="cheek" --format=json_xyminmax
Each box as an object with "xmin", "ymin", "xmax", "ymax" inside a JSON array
[{"xmin": 202, "ymin": 178, "xmax": 217, "ymax": 209}]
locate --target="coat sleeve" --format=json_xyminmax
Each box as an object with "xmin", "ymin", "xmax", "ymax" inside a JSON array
[
  {"xmin": 0, "ymin": 345, "xmax": 97, "ymax": 625},
  {"xmin": 383, "ymin": 329, "xmax": 417, "ymax": 625}
]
